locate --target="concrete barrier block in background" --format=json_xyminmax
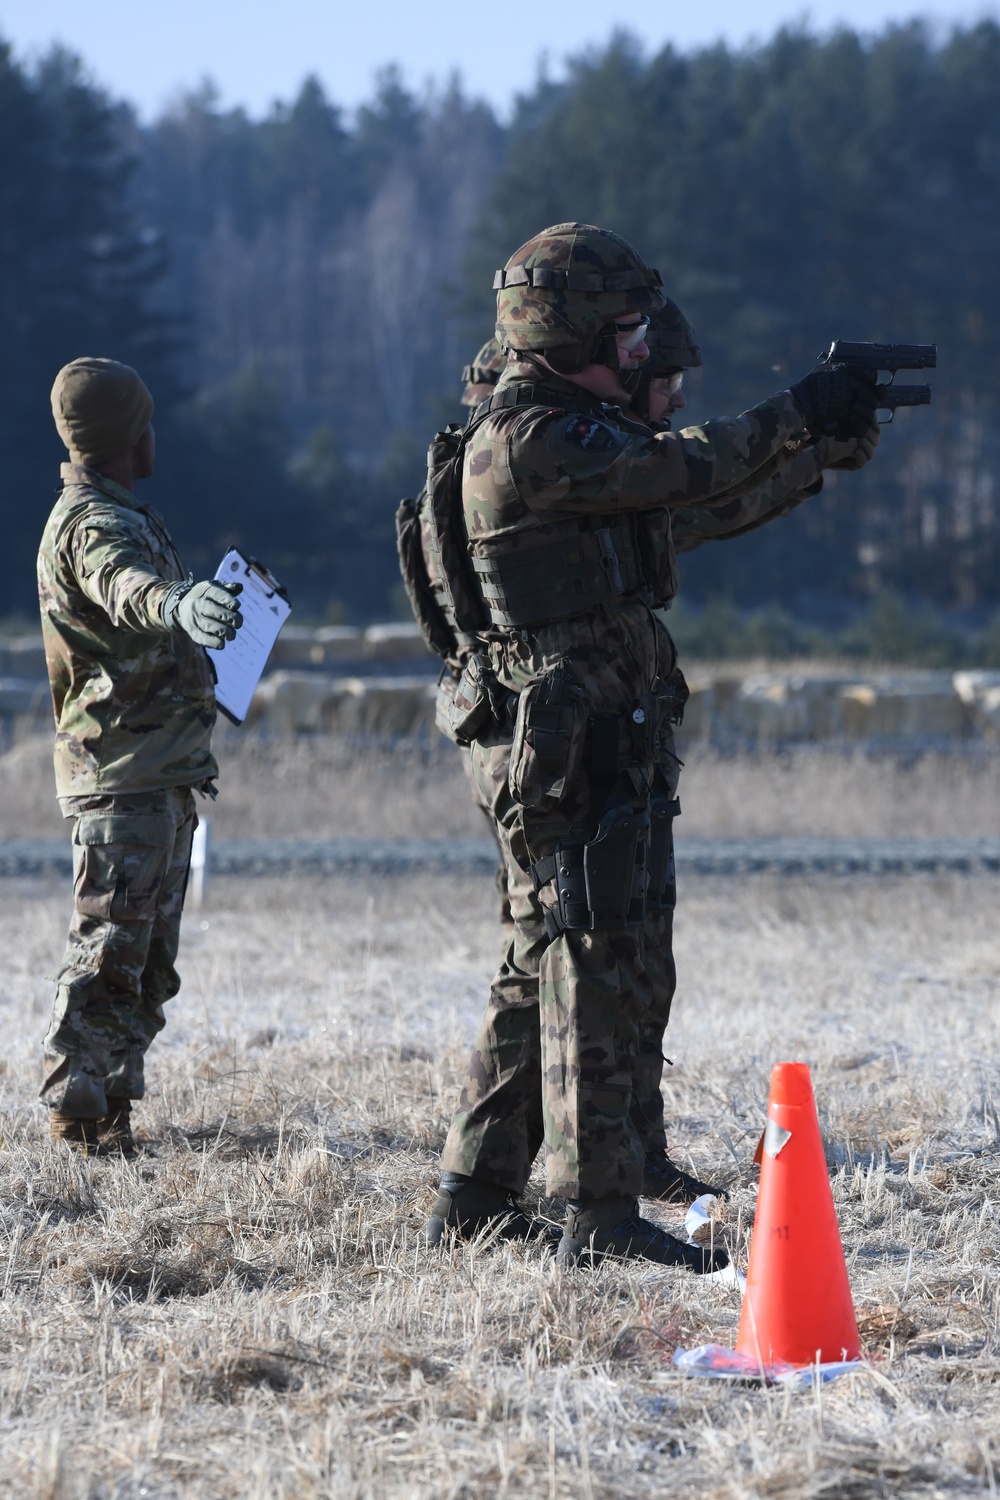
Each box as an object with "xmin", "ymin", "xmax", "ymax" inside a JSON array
[
  {"xmin": 363, "ymin": 623, "xmax": 434, "ymax": 663},
  {"xmin": 954, "ymin": 671, "xmax": 1000, "ymax": 736},
  {"xmin": 248, "ymin": 671, "xmax": 334, "ymax": 733},
  {"xmin": 678, "ymin": 674, "xmax": 713, "ymax": 740},
  {"xmin": 328, "ymin": 675, "xmax": 437, "ymax": 736},
  {"xmin": 732, "ymin": 674, "xmax": 865, "ymax": 742},
  {"xmin": 838, "ymin": 673, "xmax": 971, "ymax": 740},
  {"xmin": 268, "ymin": 625, "xmax": 364, "ymax": 669},
  {"xmin": 250, "ymin": 672, "xmax": 436, "ymax": 736}
]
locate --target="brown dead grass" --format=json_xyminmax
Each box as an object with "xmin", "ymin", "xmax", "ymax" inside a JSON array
[
  {"xmin": 2, "ymin": 727, "xmax": 1000, "ymax": 841},
  {"xmin": 2, "ymin": 866, "xmax": 1000, "ymax": 1497}
]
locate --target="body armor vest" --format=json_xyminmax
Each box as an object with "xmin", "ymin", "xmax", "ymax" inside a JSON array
[
  {"xmin": 396, "ymin": 381, "xmax": 678, "ymax": 668},
  {"xmin": 467, "ymin": 383, "xmax": 677, "ymax": 630}
]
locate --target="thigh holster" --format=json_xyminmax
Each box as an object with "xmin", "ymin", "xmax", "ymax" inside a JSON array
[
  {"xmin": 647, "ymin": 792, "xmax": 680, "ymax": 912},
  {"xmin": 532, "ymin": 799, "xmax": 651, "ymax": 937}
]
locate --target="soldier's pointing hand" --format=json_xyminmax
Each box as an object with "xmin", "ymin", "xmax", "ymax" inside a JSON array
[
  {"xmin": 790, "ymin": 361, "xmax": 878, "ymax": 442},
  {"xmin": 164, "ymin": 579, "xmax": 244, "ymax": 648}
]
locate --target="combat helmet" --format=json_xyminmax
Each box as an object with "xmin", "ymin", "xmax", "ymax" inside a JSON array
[
  {"xmin": 643, "ymin": 299, "xmax": 702, "ymax": 374},
  {"xmin": 460, "ymin": 337, "xmax": 506, "ymax": 407},
  {"xmin": 494, "ymin": 222, "xmax": 665, "ymax": 375},
  {"xmin": 631, "ymin": 299, "xmax": 702, "ymax": 419}
]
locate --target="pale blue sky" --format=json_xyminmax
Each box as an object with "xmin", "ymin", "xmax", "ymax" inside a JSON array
[{"xmin": 1, "ymin": 0, "xmax": 995, "ymax": 117}]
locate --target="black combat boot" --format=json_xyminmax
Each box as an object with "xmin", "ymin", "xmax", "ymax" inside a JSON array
[
  {"xmin": 642, "ymin": 1150, "xmax": 729, "ymax": 1204},
  {"xmin": 98, "ymin": 1098, "xmax": 139, "ymax": 1158},
  {"xmin": 425, "ymin": 1173, "xmax": 558, "ymax": 1248},
  {"xmin": 557, "ymin": 1196, "xmax": 729, "ymax": 1272}
]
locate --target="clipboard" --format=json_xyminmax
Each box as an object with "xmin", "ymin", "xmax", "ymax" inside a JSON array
[{"xmin": 211, "ymin": 549, "xmax": 292, "ymax": 725}]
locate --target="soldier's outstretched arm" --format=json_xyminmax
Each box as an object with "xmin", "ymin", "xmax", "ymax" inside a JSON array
[
  {"xmin": 69, "ymin": 507, "xmax": 188, "ymax": 633},
  {"xmin": 70, "ymin": 511, "xmax": 244, "ymax": 647},
  {"xmin": 672, "ymin": 418, "xmax": 881, "ymax": 554},
  {"xmin": 671, "ymin": 447, "xmax": 822, "ymax": 553},
  {"xmin": 503, "ymin": 389, "xmax": 811, "ymax": 519}
]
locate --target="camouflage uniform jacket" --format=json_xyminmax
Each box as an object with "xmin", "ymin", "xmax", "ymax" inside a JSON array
[
  {"xmin": 37, "ymin": 464, "xmax": 217, "ymax": 798},
  {"xmin": 463, "ymin": 360, "xmax": 807, "ymax": 706},
  {"xmin": 670, "ymin": 444, "xmax": 823, "ymax": 554}
]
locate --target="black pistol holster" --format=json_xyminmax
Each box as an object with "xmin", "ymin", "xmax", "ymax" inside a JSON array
[
  {"xmin": 529, "ymin": 680, "xmax": 684, "ymax": 936},
  {"xmin": 647, "ymin": 775, "xmax": 680, "ymax": 914},
  {"xmin": 539, "ymin": 796, "xmax": 651, "ymax": 935}
]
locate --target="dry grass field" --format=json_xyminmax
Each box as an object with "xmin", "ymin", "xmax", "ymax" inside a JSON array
[
  {"xmin": 2, "ymin": 737, "xmax": 1000, "ymax": 1497},
  {"xmin": 2, "ymin": 727, "xmax": 1000, "ymax": 841}
]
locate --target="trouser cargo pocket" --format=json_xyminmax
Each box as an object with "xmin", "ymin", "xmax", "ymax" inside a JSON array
[{"xmin": 72, "ymin": 812, "xmax": 176, "ymax": 923}]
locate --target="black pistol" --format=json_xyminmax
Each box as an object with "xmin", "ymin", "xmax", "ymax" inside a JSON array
[{"xmin": 821, "ymin": 341, "xmax": 936, "ymax": 417}]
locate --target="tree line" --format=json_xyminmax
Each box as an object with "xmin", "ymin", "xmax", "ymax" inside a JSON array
[{"xmin": 2, "ymin": 24, "xmax": 998, "ymax": 627}]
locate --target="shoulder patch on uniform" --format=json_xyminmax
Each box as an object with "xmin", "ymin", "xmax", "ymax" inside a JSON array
[{"xmin": 562, "ymin": 416, "xmax": 625, "ymax": 453}]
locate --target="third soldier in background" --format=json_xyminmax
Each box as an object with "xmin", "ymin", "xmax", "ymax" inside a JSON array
[
  {"xmin": 622, "ymin": 300, "xmax": 879, "ymax": 1197},
  {"xmin": 400, "ymin": 222, "xmax": 878, "ymax": 1269}
]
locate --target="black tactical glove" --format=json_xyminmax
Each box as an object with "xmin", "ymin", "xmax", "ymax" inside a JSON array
[
  {"xmin": 814, "ymin": 420, "xmax": 881, "ymax": 472},
  {"xmin": 789, "ymin": 362, "xmax": 878, "ymax": 441},
  {"xmin": 164, "ymin": 579, "xmax": 243, "ymax": 648}
]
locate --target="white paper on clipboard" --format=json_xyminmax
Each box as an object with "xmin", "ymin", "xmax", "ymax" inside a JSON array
[{"xmin": 211, "ymin": 549, "xmax": 291, "ymax": 724}]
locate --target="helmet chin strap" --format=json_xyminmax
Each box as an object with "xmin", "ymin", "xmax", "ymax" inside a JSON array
[
  {"xmin": 544, "ymin": 323, "xmax": 633, "ymax": 377},
  {"xmin": 542, "ymin": 346, "xmax": 585, "ymax": 376}
]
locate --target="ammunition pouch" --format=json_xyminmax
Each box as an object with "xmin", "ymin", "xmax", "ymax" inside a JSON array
[
  {"xmin": 527, "ymin": 670, "xmax": 689, "ymax": 933},
  {"xmin": 447, "ymin": 652, "xmax": 517, "ymax": 746},
  {"xmin": 434, "ymin": 667, "xmax": 461, "ymax": 742},
  {"xmin": 509, "ymin": 662, "xmax": 588, "ymax": 809},
  {"xmin": 658, "ymin": 664, "xmax": 690, "ymax": 728},
  {"xmin": 396, "ymin": 493, "xmax": 459, "ymax": 663}
]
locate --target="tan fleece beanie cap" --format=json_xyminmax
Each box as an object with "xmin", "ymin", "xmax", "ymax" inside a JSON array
[{"xmin": 50, "ymin": 357, "xmax": 154, "ymax": 466}]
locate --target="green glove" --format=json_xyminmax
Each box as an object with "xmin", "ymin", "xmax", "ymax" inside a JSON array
[{"xmin": 164, "ymin": 579, "xmax": 243, "ymax": 648}]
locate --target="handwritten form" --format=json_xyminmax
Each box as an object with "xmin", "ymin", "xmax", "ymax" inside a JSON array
[{"xmin": 211, "ymin": 549, "xmax": 291, "ymax": 724}]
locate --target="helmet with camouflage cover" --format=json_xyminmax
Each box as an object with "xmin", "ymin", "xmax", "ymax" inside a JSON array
[
  {"xmin": 642, "ymin": 298, "xmax": 702, "ymax": 374},
  {"xmin": 460, "ymin": 338, "xmax": 506, "ymax": 407},
  {"xmin": 631, "ymin": 299, "xmax": 702, "ymax": 419},
  {"xmin": 494, "ymin": 222, "xmax": 665, "ymax": 375}
]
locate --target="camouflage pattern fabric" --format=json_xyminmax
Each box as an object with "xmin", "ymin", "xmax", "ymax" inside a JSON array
[
  {"xmin": 641, "ymin": 299, "xmax": 703, "ymax": 373},
  {"xmin": 670, "ymin": 444, "xmax": 823, "ymax": 553},
  {"xmin": 41, "ymin": 787, "xmax": 197, "ymax": 1118},
  {"xmin": 458, "ymin": 739, "xmax": 514, "ymax": 930},
  {"xmin": 494, "ymin": 223, "xmax": 665, "ymax": 370},
  {"xmin": 461, "ymin": 338, "xmax": 507, "ymax": 405},
  {"xmin": 443, "ymin": 703, "xmax": 682, "ymax": 1193},
  {"xmin": 623, "ymin": 449, "xmax": 826, "ymax": 1150},
  {"xmin": 442, "ymin": 731, "xmax": 653, "ymax": 1199},
  {"xmin": 37, "ymin": 464, "xmax": 217, "ymax": 797},
  {"xmin": 442, "ymin": 357, "xmax": 813, "ymax": 1199},
  {"xmin": 464, "ymin": 359, "xmax": 805, "ymax": 565},
  {"xmin": 629, "ymin": 905, "xmax": 675, "ymax": 1156}
]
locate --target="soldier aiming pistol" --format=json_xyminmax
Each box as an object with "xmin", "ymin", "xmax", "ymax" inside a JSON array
[{"xmin": 818, "ymin": 341, "xmax": 936, "ymax": 422}]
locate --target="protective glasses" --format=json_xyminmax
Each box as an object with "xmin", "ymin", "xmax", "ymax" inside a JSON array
[
  {"xmin": 652, "ymin": 371, "xmax": 685, "ymax": 395},
  {"xmin": 612, "ymin": 316, "xmax": 651, "ymax": 352}
]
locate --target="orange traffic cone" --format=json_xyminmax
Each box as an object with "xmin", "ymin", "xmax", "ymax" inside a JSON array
[{"xmin": 736, "ymin": 1061, "xmax": 860, "ymax": 1367}]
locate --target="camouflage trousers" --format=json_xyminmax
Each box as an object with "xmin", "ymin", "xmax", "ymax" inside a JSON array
[
  {"xmin": 441, "ymin": 738, "xmax": 675, "ymax": 1201},
  {"xmin": 459, "ymin": 744, "xmax": 513, "ymax": 930},
  {"xmin": 41, "ymin": 786, "xmax": 197, "ymax": 1118},
  {"xmin": 631, "ymin": 907, "xmax": 675, "ymax": 1158}
]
